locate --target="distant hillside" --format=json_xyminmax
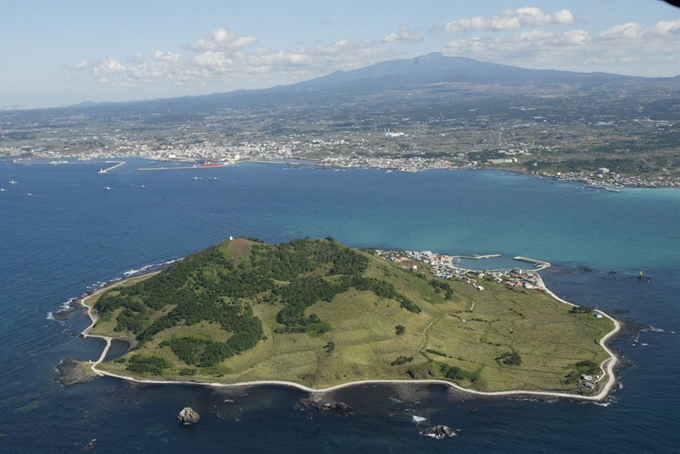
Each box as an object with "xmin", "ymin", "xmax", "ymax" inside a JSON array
[
  {"xmin": 64, "ymin": 53, "xmax": 669, "ymax": 111},
  {"xmin": 88, "ymin": 238, "xmax": 614, "ymax": 393},
  {"xmin": 282, "ymin": 52, "xmax": 641, "ymax": 92}
]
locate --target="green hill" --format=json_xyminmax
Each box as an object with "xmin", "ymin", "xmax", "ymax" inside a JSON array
[{"xmin": 87, "ymin": 238, "xmax": 614, "ymax": 393}]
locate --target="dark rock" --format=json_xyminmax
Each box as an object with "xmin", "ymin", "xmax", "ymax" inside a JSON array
[
  {"xmin": 56, "ymin": 359, "xmax": 96, "ymax": 387},
  {"xmin": 335, "ymin": 402, "xmax": 354, "ymax": 414},
  {"xmin": 421, "ymin": 425, "xmax": 455, "ymax": 439},
  {"xmin": 296, "ymin": 397, "xmax": 353, "ymax": 415},
  {"xmin": 178, "ymin": 407, "xmax": 200, "ymax": 425}
]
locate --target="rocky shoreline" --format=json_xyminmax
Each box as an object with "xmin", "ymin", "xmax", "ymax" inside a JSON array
[{"xmin": 55, "ymin": 359, "xmax": 97, "ymax": 386}]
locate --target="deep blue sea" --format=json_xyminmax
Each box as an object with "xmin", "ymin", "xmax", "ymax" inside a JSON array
[{"xmin": 1, "ymin": 159, "xmax": 678, "ymax": 453}]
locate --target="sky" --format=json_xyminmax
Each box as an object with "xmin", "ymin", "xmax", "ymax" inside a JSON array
[{"xmin": 1, "ymin": 0, "xmax": 678, "ymax": 108}]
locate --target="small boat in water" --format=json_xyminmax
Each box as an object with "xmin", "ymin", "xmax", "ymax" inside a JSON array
[
  {"xmin": 192, "ymin": 176, "xmax": 202, "ymax": 180},
  {"xmin": 27, "ymin": 193, "xmax": 33, "ymax": 197},
  {"xmin": 209, "ymin": 177, "xmax": 218, "ymax": 181},
  {"xmin": 0, "ymin": 188, "xmax": 6, "ymax": 192},
  {"xmin": 9, "ymin": 180, "xmax": 18, "ymax": 185},
  {"xmin": 105, "ymin": 186, "xmax": 113, "ymax": 191}
]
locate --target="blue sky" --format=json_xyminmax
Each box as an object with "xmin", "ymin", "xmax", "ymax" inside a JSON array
[{"xmin": 1, "ymin": 0, "xmax": 678, "ymax": 108}]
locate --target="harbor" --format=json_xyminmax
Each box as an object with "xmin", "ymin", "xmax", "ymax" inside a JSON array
[{"xmin": 375, "ymin": 249, "xmax": 552, "ymax": 294}]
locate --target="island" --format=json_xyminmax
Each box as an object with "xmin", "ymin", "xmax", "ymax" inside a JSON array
[{"xmin": 79, "ymin": 238, "xmax": 619, "ymax": 400}]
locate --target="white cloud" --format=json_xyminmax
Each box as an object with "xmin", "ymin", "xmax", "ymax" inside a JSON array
[
  {"xmin": 445, "ymin": 7, "xmax": 574, "ymax": 32},
  {"xmin": 649, "ymin": 20, "xmax": 680, "ymax": 35},
  {"xmin": 91, "ymin": 57, "xmax": 126, "ymax": 75},
  {"xmin": 443, "ymin": 19, "xmax": 680, "ymax": 76},
  {"xmin": 67, "ymin": 60, "xmax": 89, "ymax": 70},
  {"xmin": 188, "ymin": 28, "xmax": 258, "ymax": 51},
  {"xmin": 153, "ymin": 50, "xmax": 182, "ymax": 63},
  {"xmin": 384, "ymin": 25, "xmax": 423, "ymax": 43},
  {"xmin": 598, "ymin": 23, "xmax": 643, "ymax": 39}
]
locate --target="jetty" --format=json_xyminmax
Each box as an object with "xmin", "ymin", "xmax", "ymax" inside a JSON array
[
  {"xmin": 97, "ymin": 161, "xmax": 126, "ymax": 174},
  {"xmin": 138, "ymin": 163, "xmax": 229, "ymax": 171},
  {"xmin": 452, "ymin": 253, "xmax": 502, "ymax": 260},
  {"xmin": 514, "ymin": 256, "xmax": 551, "ymax": 270}
]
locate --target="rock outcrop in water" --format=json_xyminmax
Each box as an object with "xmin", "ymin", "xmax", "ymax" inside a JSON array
[
  {"xmin": 55, "ymin": 359, "xmax": 96, "ymax": 386},
  {"xmin": 178, "ymin": 407, "xmax": 200, "ymax": 425},
  {"xmin": 420, "ymin": 425, "xmax": 455, "ymax": 439},
  {"xmin": 296, "ymin": 397, "xmax": 354, "ymax": 415}
]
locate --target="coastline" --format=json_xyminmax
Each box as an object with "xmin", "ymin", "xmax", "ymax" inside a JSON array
[{"xmin": 78, "ymin": 265, "xmax": 621, "ymax": 402}]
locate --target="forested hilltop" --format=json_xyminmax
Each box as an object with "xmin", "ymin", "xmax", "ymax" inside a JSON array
[{"xmin": 88, "ymin": 238, "xmax": 614, "ymax": 393}]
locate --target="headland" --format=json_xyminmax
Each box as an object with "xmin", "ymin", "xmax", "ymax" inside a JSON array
[{"xmin": 76, "ymin": 238, "xmax": 620, "ymax": 401}]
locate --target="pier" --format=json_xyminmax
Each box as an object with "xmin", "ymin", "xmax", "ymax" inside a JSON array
[
  {"xmin": 452, "ymin": 253, "xmax": 502, "ymax": 260},
  {"xmin": 513, "ymin": 256, "xmax": 551, "ymax": 270},
  {"xmin": 137, "ymin": 163, "xmax": 229, "ymax": 171},
  {"xmin": 97, "ymin": 161, "xmax": 126, "ymax": 174}
]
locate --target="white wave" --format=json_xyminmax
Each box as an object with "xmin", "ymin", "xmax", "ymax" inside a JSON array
[
  {"xmin": 388, "ymin": 397, "xmax": 404, "ymax": 403},
  {"xmin": 122, "ymin": 258, "xmax": 180, "ymax": 277},
  {"xmin": 59, "ymin": 297, "xmax": 77, "ymax": 311},
  {"xmin": 412, "ymin": 416, "xmax": 426, "ymax": 424},
  {"xmin": 46, "ymin": 312, "xmax": 54, "ymax": 321},
  {"xmin": 647, "ymin": 326, "xmax": 665, "ymax": 333}
]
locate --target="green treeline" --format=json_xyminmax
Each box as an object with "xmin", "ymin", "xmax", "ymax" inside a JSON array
[
  {"xmin": 125, "ymin": 354, "xmax": 172, "ymax": 375},
  {"xmin": 439, "ymin": 363, "xmax": 477, "ymax": 381},
  {"xmin": 273, "ymin": 273, "xmax": 421, "ymax": 333},
  {"xmin": 94, "ymin": 238, "xmax": 421, "ymax": 368},
  {"xmin": 496, "ymin": 351, "xmax": 522, "ymax": 366},
  {"xmin": 429, "ymin": 279, "xmax": 454, "ymax": 300}
]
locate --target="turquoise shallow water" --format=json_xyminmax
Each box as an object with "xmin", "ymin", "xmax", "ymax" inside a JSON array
[{"xmin": 0, "ymin": 159, "xmax": 678, "ymax": 452}]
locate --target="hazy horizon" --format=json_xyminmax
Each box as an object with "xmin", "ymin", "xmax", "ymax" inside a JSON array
[{"xmin": 1, "ymin": 0, "xmax": 679, "ymax": 108}]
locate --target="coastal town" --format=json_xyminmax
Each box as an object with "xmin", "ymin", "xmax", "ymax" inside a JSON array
[
  {"xmin": 1, "ymin": 67, "xmax": 678, "ymax": 188},
  {"xmin": 373, "ymin": 249, "xmax": 550, "ymax": 293}
]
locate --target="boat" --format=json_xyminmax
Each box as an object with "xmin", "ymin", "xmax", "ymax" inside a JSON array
[
  {"xmin": 192, "ymin": 176, "xmax": 202, "ymax": 181},
  {"xmin": 209, "ymin": 177, "xmax": 219, "ymax": 181},
  {"xmin": 105, "ymin": 186, "xmax": 113, "ymax": 191},
  {"xmin": 97, "ymin": 169, "xmax": 105, "ymax": 174},
  {"xmin": 27, "ymin": 193, "xmax": 33, "ymax": 197},
  {"xmin": 9, "ymin": 180, "xmax": 18, "ymax": 185},
  {"xmin": 141, "ymin": 185, "xmax": 146, "ymax": 188},
  {"xmin": 0, "ymin": 188, "xmax": 6, "ymax": 192}
]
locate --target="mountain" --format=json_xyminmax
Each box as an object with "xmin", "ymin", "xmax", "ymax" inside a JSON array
[
  {"xmin": 64, "ymin": 54, "xmax": 665, "ymax": 110},
  {"xmin": 278, "ymin": 52, "xmax": 644, "ymax": 93},
  {"xmin": 86, "ymin": 237, "xmax": 614, "ymax": 393}
]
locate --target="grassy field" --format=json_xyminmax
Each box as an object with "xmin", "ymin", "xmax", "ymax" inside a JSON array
[{"xmin": 86, "ymin": 238, "xmax": 614, "ymax": 393}]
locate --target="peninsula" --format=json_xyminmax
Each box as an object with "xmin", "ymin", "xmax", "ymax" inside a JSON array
[{"xmin": 81, "ymin": 238, "xmax": 618, "ymax": 399}]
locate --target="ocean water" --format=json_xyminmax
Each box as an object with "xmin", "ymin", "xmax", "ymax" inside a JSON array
[{"xmin": 0, "ymin": 159, "xmax": 678, "ymax": 452}]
